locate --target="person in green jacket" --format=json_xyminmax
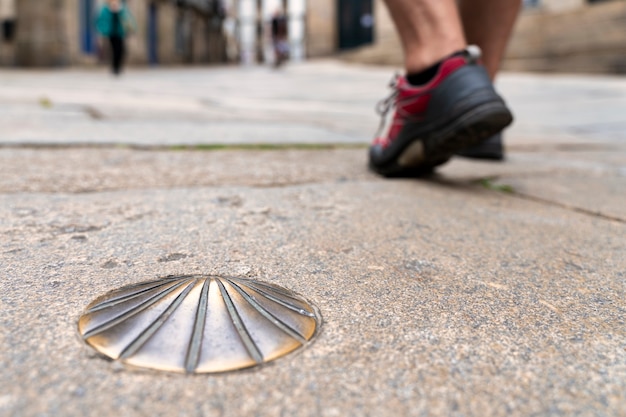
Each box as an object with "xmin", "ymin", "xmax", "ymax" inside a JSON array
[{"xmin": 96, "ymin": 0, "xmax": 135, "ymax": 75}]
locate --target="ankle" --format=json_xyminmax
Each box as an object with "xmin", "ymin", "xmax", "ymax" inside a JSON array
[
  {"xmin": 404, "ymin": 41, "xmax": 466, "ymax": 74},
  {"xmin": 405, "ymin": 46, "xmax": 470, "ymax": 87}
]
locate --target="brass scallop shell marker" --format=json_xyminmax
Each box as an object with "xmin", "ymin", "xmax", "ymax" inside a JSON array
[{"xmin": 78, "ymin": 275, "xmax": 320, "ymax": 374}]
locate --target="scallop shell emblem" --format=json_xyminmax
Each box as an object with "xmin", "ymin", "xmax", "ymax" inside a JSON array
[{"xmin": 78, "ymin": 275, "xmax": 320, "ymax": 374}]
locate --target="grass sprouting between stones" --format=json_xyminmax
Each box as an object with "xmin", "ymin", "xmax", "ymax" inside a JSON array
[
  {"xmin": 39, "ymin": 97, "xmax": 53, "ymax": 108},
  {"xmin": 476, "ymin": 178, "xmax": 515, "ymax": 194}
]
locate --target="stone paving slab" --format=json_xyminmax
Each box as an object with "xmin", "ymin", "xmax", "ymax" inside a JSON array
[
  {"xmin": 437, "ymin": 150, "xmax": 626, "ymax": 222},
  {"xmin": 1, "ymin": 147, "xmax": 625, "ymax": 417},
  {"xmin": 0, "ymin": 148, "xmax": 373, "ymax": 193},
  {"xmin": 2, "ymin": 146, "xmax": 624, "ymax": 222},
  {"xmin": 1, "ymin": 61, "xmax": 625, "ymax": 416},
  {"xmin": 2, "ymin": 62, "xmax": 626, "ymax": 147}
]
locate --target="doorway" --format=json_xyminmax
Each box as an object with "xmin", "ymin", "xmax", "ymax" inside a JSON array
[
  {"xmin": 80, "ymin": 0, "xmax": 96, "ymax": 54},
  {"xmin": 148, "ymin": 2, "xmax": 159, "ymax": 64},
  {"xmin": 338, "ymin": 0, "xmax": 373, "ymax": 50}
]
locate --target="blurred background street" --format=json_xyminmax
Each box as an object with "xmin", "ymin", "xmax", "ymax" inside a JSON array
[{"xmin": 2, "ymin": 62, "xmax": 626, "ymax": 148}]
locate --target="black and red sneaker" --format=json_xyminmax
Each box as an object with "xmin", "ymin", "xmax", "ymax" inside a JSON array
[{"xmin": 369, "ymin": 46, "xmax": 513, "ymax": 177}]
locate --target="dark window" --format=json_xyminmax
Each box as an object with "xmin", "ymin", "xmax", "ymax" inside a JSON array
[{"xmin": 338, "ymin": 0, "xmax": 374, "ymax": 50}]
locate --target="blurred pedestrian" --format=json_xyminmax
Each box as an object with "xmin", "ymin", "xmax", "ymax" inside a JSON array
[
  {"xmin": 96, "ymin": 0, "xmax": 135, "ymax": 75},
  {"xmin": 369, "ymin": 0, "xmax": 521, "ymax": 176},
  {"xmin": 270, "ymin": 8, "xmax": 288, "ymax": 67}
]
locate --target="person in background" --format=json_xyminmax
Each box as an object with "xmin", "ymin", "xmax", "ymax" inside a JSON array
[
  {"xmin": 270, "ymin": 8, "xmax": 288, "ymax": 67},
  {"xmin": 96, "ymin": 0, "xmax": 135, "ymax": 75}
]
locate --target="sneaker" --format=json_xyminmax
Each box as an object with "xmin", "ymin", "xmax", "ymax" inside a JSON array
[
  {"xmin": 456, "ymin": 132, "xmax": 505, "ymax": 161},
  {"xmin": 369, "ymin": 46, "xmax": 513, "ymax": 177}
]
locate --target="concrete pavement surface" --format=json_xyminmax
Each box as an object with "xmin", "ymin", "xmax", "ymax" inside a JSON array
[{"xmin": 1, "ymin": 61, "xmax": 625, "ymax": 417}]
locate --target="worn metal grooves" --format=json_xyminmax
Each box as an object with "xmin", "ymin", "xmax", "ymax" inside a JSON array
[
  {"xmin": 236, "ymin": 278, "xmax": 316, "ymax": 318},
  {"xmin": 184, "ymin": 278, "xmax": 210, "ymax": 373},
  {"xmin": 119, "ymin": 280, "xmax": 196, "ymax": 359},
  {"xmin": 228, "ymin": 280, "xmax": 308, "ymax": 345},
  {"xmin": 78, "ymin": 275, "xmax": 320, "ymax": 374},
  {"xmin": 216, "ymin": 278, "xmax": 264, "ymax": 364},
  {"xmin": 82, "ymin": 279, "xmax": 190, "ymax": 340}
]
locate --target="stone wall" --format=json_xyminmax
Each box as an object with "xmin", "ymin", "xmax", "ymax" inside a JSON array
[
  {"xmin": 503, "ymin": 0, "xmax": 626, "ymax": 74},
  {"xmin": 126, "ymin": 0, "xmax": 149, "ymax": 65},
  {"xmin": 0, "ymin": 0, "xmax": 16, "ymax": 65},
  {"xmin": 305, "ymin": 0, "xmax": 336, "ymax": 57},
  {"xmin": 14, "ymin": 0, "xmax": 69, "ymax": 66},
  {"xmin": 157, "ymin": 3, "xmax": 181, "ymax": 64},
  {"xmin": 206, "ymin": 15, "xmax": 227, "ymax": 63}
]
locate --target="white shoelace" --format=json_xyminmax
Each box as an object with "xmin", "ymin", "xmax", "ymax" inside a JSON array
[{"xmin": 374, "ymin": 73, "xmax": 400, "ymax": 139}]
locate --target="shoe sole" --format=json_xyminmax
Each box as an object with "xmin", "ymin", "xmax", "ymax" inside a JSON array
[
  {"xmin": 370, "ymin": 100, "xmax": 512, "ymax": 177},
  {"xmin": 456, "ymin": 143, "xmax": 505, "ymax": 161},
  {"xmin": 456, "ymin": 132, "xmax": 504, "ymax": 161}
]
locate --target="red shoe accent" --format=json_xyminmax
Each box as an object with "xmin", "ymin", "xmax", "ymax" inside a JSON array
[{"xmin": 374, "ymin": 56, "xmax": 467, "ymax": 149}]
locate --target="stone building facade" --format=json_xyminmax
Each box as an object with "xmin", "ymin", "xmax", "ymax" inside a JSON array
[
  {"xmin": 0, "ymin": 0, "xmax": 16, "ymax": 65},
  {"xmin": 505, "ymin": 0, "xmax": 626, "ymax": 73},
  {"xmin": 0, "ymin": 0, "xmax": 227, "ymax": 67},
  {"xmin": 306, "ymin": 0, "xmax": 626, "ymax": 74}
]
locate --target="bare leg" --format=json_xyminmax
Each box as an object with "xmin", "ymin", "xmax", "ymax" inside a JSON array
[
  {"xmin": 459, "ymin": 0, "xmax": 522, "ymax": 79},
  {"xmin": 383, "ymin": 0, "xmax": 466, "ymax": 73}
]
